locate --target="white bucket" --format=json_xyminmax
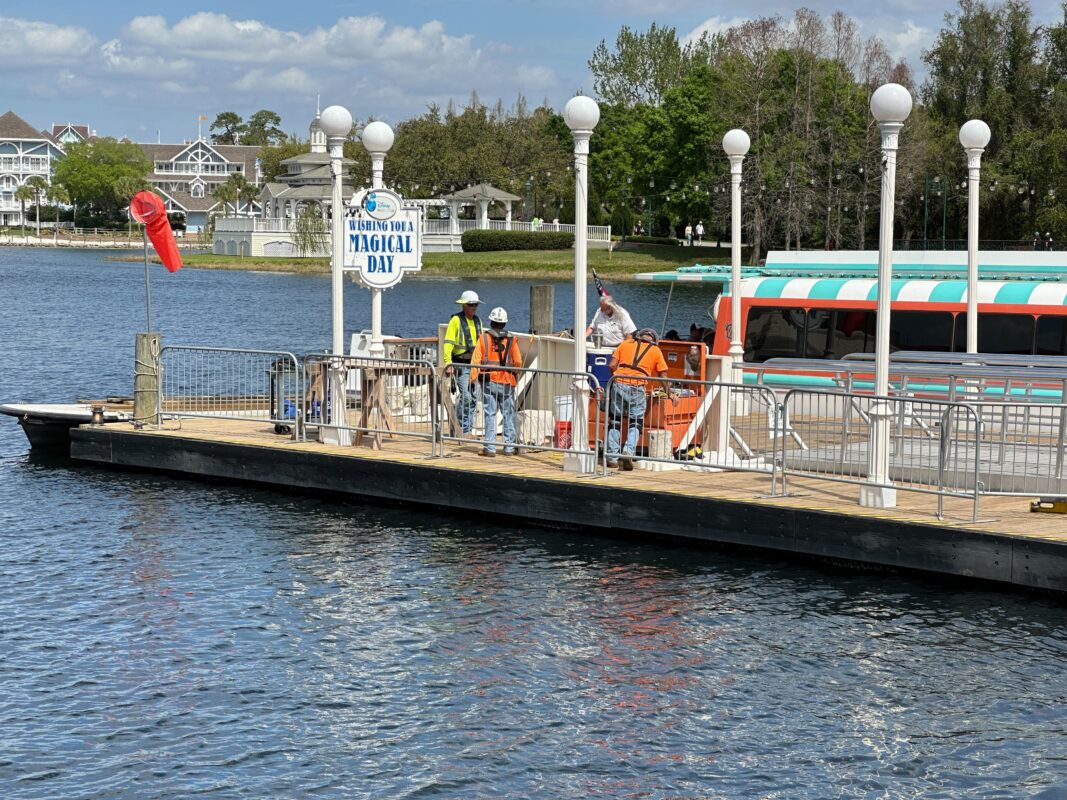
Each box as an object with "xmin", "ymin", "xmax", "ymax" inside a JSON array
[{"xmin": 553, "ymin": 395, "xmax": 573, "ymax": 422}]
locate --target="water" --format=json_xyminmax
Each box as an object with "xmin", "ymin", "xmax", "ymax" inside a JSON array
[{"xmin": 2, "ymin": 247, "xmax": 1066, "ymax": 799}]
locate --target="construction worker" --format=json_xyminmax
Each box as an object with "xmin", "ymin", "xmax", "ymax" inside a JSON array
[
  {"xmin": 471, "ymin": 307, "xmax": 523, "ymax": 457},
  {"xmin": 443, "ymin": 290, "xmax": 482, "ymax": 436},
  {"xmin": 606, "ymin": 327, "xmax": 675, "ymax": 470}
]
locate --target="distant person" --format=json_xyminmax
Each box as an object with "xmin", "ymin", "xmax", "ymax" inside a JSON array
[
  {"xmin": 1046, "ymin": 231, "xmax": 1054, "ymax": 251},
  {"xmin": 606, "ymin": 328, "xmax": 675, "ymax": 470},
  {"xmin": 684, "ymin": 222, "xmax": 693, "ymax": 246},
  {"xmin": 443, "ymin": 290, "xmax": 482, "ymax": 437},
  {"xmin": 532, "ymin": 216, "xmax": 542, "ymax": 231},
  {"xmin": 695, "ymin": 221, "xmax": 705, "ymax": 243},
  {"xmin": 1034, "ymin": 230, "xmax": 1042, "ymax": 251},
  {"xmin": 471, "ymin": 307, "xmax": 523, "ymax": 457},
  {"xmin": 586, "ymin": 295, "xmax": 636, "ymax": 348}
]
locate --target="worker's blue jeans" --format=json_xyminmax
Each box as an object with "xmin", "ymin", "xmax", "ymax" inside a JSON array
[
  {"xmin": 607, "ymin": 382, "xmax": 646, "ymax": 457},
  {"xmin": 482, "ymin": 381, "xmax": 516, "ymax": 454},
  {"xmin": 454, "ymin": 365, "xmax": 475, "ymax": 433}
]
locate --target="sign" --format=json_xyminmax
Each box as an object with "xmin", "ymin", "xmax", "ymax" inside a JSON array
[{"xmin": 343, "ymin": 188, "xmax": 422, "ymax": 289}]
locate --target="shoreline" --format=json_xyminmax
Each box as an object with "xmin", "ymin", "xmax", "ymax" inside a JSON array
[{"xmin": 102, "ymin": 245, "xmax": 732, "ymax": 281}]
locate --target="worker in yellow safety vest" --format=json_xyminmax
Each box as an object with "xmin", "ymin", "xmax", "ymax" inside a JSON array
[{"xmin": 443, "ymin": 289, "xmax": 483, "ymax": 435}]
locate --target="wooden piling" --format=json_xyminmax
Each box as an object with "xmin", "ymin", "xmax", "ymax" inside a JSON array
[
  {"xmin": 133, "ymin": 332, "xmax": 161, "ymax": 426},
  {"xmin": 530, "ymin": 285, "xmax": 554, "ymax": 335}
]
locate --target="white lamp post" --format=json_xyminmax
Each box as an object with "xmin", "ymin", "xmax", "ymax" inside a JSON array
[
  {"xmin": 959, "ymin": 119, "xmax": 991, "ymax": 354},
  {"xmin": 563, "ymin": 94, "xmax": 600, "ymax": 473},
  {"xmin": 862, "ymin": 83, "xmax": 912, "ymax": 509},
  {"xmin": 722, "ymin": 129, "xmax": 751, "ymax": 377},
  {"xmin": 319, "ymin": 105, "xmax": 353, "ymax": 357},
  {"xmin": 361, "ymin": 120, "xmax": 396, "ymax": 358}
]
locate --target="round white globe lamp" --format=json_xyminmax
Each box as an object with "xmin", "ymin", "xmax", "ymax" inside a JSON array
[
  {"xmin": 563, "ymin": 95, "xmax": 600, "ymax": 132},
  {"xmin": 319, "ymin": 105, "xmax": 353, "ymax": 139},
  {"xmin": 722, "ymin": 129, "xmax": 751, "ymax": 157},
  {"xmin": 959, "ymin": 119, "xmax": 991, "ymax": 150},
  {"xmin": 869, "ymin": 83, "xmax": 913, "ymax": 123}
]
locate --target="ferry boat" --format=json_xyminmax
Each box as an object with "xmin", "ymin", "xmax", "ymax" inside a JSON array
[{"xmin": 639, "ymin": 250, "xmax": 1067, "ymax": 363}]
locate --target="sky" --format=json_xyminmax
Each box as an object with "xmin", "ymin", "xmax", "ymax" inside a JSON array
[{"xmin": 2, "ymin": 0, "xmax": 1063, "ymax": 144}]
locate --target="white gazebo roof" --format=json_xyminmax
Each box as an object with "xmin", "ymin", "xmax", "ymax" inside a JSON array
[{"xmin": 439, "ymin": 182, "xmax": 522, "ymax": 203}]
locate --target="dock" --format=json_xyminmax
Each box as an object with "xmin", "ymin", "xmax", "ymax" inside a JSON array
[{"xmin": 69, "ymin": 416, "xmax": 1067, "ymax": 593}]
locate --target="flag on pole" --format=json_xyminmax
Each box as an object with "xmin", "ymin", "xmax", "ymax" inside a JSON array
[
  {"xmin": 592, "ymin": 268, "xmax": 609, "ymax": 297},
  {"xmin": 130, "ymin": 191, "xmax": 183, "ymax": 272}
]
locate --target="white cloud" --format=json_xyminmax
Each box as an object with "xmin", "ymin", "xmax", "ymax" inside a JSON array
[
  {"xmin": 682, "ymin": 15, "xmax": 750, "ymax": 46},
  {"xmin": 0, "ymin": 18, "xmax": 95, "ymax": 65},
  {"xmin": 233, "ymin": 68, "xmax": 316, "ymax": 96},
  {"xmin": 883, "ymin": 20, "xmax": 934, "ymax": 64},
  {"xmin": 515, "ymin": 65, "xmax": 557, "ymax": 91}
]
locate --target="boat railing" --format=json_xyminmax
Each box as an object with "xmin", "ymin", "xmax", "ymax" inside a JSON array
[
  {"xmin": 158, "ymin": 346, "xmax": 303, "ymax": 434},
  {"xmin": 841, "ymin": 351, "xmax": 1067, "ymax": 370}
]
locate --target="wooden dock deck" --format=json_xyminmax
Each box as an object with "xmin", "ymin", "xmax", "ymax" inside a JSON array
[{"xmin": 69, "ymin": 417, "xmax": 1067, "ymax": 592}]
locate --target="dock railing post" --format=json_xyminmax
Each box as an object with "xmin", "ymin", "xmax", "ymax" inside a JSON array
[{"xmin": 134, "ymin": 332, "xmax": 161, "ymax": 427}]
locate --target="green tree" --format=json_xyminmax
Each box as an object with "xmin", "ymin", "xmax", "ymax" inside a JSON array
[
  {"xmin": 244, "ymin": 110, "xmax": 285, "ymax": 146},
  {"xmin": 589, "ymin": 23, "xmax": 716, "ymax": 107},
  {"xmin": 210, "ymin": 111, "xmax": 245, "ymax": 145},
  {"xmin": 46, "ymin": 183, "xmax": 70, "ymax": 227},
  {"xmin": 14, "ymin": 183, "xmax": 33, "ymax": 238},
  {"xmin": 292, "ymin": 203, "xmax": 328, "ymax": 256},
  {"xmin": 113, "ymin": 175, "xmax": 150, "ymax": 235},
  {"xmin": 24, "ymin": 176, "xmax": 49, "ymax": 238},
  {"xmin": 54, "ymin": 138, "xmax": 152, "ymax": 220},
  {"xmin": 259, "ymin": 135, "xmax": 309, "ymax": 182}
]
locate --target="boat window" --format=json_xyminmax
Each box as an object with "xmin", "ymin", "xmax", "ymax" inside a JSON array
[
  {"xmin": 891, "ymin": 311, "xmax": 955, "ymax": 352},
  {"xmin": 954, "ymin": 313, "xmax": 1036, "ymax": 354},
  {"xmin": 744, "ymin": 307, "xmax": 805, "ymax": 361},
  {"xmin": 1036, "ymin": 316, "xmax": 1067, "ymax": 356}
]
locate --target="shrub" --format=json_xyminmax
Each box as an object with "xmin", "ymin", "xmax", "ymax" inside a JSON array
[
  {"xmin": 462, "ymin": 229, "xmax": 574, "ymax": 252},
  {"xmin": 625, "ymin": 235, "xmax": 679, "ymax": 246}
]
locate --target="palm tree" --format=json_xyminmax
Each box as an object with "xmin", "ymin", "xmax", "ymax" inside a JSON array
[
  {"xmin": 46, "ymin": 184, "xmax": 70, "ymax": 230},
  {"xmin": 24, "ymin": 176, "xmax": 49, "ymax": 238},
  {"xmin": 14, "ymin": 184, "xmax": 33, "ymax": 239},
  {"xmin": 212, "ymin": 181, "xmax": 238, "ymax": 215}
]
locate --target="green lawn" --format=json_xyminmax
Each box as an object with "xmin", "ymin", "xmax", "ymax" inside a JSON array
[{"xmin": 176, "ymin": 244, "xmax": 735, "ymax": 280}]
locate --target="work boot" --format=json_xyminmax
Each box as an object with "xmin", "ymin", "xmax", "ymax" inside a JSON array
[
  {"xmin": 620, "ymin": 457, "xmax": 634, "ymax": 471},
  {"xmin": 479, "ymin": 449, "xmax": 496, "ymax": 458}
]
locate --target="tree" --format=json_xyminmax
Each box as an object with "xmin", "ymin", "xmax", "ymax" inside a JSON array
[
  {"xmin": 589, "ymin": 23, "xmax": 716, "ymax": 107},
  {"xmin": 46, "ymin": 183, "xmax": 70, "ymax": 226},
  {"xmin": 212, "ymin": 173, "xmax": 257, "ymax": 215},
  {"xmin": 211, "ymin": 112, "xmax": 245, "ymax": 145},
  {"xmin": 53, "ymin": 138, "xmax": 152, "ymax": 220},
  {"xmin": 24, "ymin": 176, "xmax": 48, "ymax": 238},
  {"xmin": 14, "ymin": 184, "xmax": 33, "ymax": 238},
  {"xmin": 292, "ymin": 203, "xmax": 329, "ymax": 256},
  {"xmin": 243, "ymin": 110, "xmax": 285, "ymax": 146},
  {"xmin": 113, "ymin": 175, "xmax": 150, "ymax": 235},
  {"xmin": 212, "ymin": 181, "xmax": 237, "ymax": 215},
  {"xmin": 259, "ymin": 135, "xmax": 309, "ymax": 182}
]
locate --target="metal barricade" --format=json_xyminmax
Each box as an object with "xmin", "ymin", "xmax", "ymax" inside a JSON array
[
  {"xmin": 158, "ymin": 346, "xmax": 303, "ymax": 434},
  {"xmin": 966, "ymin": 400, "xmax": 1067, "ymax": 499},
  {"xmin": 302, "ymin": 353, "xmax": 438, "ymax": 451},
  {"xmin": 779, "ymin": 389, "xmax": 982, "ymax": 520},
  {"xmin": 600, "ymin": 374, "xmax": 781, "ymax": 487},
  {"xmin": 438, "ymin": 363, "xmax": 602, "ymax": 460}
]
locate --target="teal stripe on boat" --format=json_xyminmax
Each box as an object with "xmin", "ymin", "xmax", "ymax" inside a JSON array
[
  {"xmin": 810, "ymin": 279, "xmax": 844, "ymax": 299},
  {"xmin": 753, "ymin": 278, "xmax": 793, "ymax": 298},
  {"xmin": 994, "ymin": 283, "xmax": 1036, "ymax": 304},
  {"xmin": 864, "ymin": 280, "xmax": 909, "ymax": 301},
  {"xmin": 929, "ymin": 281, "xmax": 966, "ymax": 303}
]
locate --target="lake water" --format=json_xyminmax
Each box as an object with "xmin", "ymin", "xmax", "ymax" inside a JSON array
[{"xmin": 2, "ymin": 247, "xmax": 1066, "ymax": 799}]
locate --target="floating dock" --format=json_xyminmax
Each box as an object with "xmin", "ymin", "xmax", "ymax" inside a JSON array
[{"xmin": 68, "ymin": 417, "xmax": 1067, "ymax": 594}]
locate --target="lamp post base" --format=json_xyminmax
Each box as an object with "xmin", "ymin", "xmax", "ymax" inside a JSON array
[{"xmin": 858, "ymin": 483, "xmax": 897, "ymax": 509}]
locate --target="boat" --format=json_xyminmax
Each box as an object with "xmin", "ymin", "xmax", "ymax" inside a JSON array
[{"xmin": 0, "ymin": 401, "xmax": 132, "ymax": 453}]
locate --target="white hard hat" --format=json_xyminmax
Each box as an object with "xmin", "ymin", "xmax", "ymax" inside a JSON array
[
  {"xmin": 456, "ymin": 290, "xmax": 481, "ymax": 305},
  {"xmin": 488, "ymin": 306, "xmax": 508, "ymax": 324}
]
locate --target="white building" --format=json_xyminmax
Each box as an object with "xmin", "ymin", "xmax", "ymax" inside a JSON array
[
  {"xmin": 0, "ymin": 111, "xmax": 64, "ymax": 228},
  {"xmin": 140, "ymin": 139, "xmax": 262, "ymax": 232}
]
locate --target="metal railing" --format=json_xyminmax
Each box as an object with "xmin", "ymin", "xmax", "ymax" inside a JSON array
[
  {"xmin": 967, "ymin": 400, "xmax": 1067, "ymax": 498},
  {"xmin": 302, "ymin": 354, "xmax": 439, "ymax": 449},
  {"xmin": 779, "ymin": 389, "xmax": 983, "ymax": 520},
  {"xmin": 601, "ymin": 374, "xmax": 781, "ymax": 487},
  {"xmin": 159, "ymin": 346, "xmax": 303, "ymax": 434},
  {"xmin": 438, "ymin": 364, "xmax": 602, "ymax": 460}
]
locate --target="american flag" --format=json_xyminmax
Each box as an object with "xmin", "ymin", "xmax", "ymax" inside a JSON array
[{"xmin": 592, "ymin": 268, "xmax": 608, "ymax": 297}]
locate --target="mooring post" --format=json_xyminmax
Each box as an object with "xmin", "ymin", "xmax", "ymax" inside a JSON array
[
  {"xmin": 530, "ymin": 285, "xmax": 554, "ymax": 336},
  {"xmin": 134, "ymin": 332, "xmax": 161, "ymax": 427}
]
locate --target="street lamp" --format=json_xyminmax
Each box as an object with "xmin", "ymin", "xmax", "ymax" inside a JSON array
[
  {"xmin": 563, "ymin": 94, "xmax": 600, "ymax": 473},
  {"xmin": 319, "ymin": 105, "xmax": 353, "ymax": 357},
  {"xmin": 361, "ymin": 120, "xmax": 395, "ymax": 358},
  {"xmin": 959, "ymin": 119, "xmax": 991, "ymax": 353},
  {"xmin": 319, "ymin": 104, "xmax": 353, "ymax": 443},
  {"xmin": 863, "ymin": 82, "xmax": 912, "ymax": 509},
  {"xmin": 722, "ymin": 128, "xmax": 750, "ymax": 376}
]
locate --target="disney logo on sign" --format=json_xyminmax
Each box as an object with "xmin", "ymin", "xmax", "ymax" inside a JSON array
[{"xmin": 362, "ymin": 189, "xmax": 400, "ymax": 221}]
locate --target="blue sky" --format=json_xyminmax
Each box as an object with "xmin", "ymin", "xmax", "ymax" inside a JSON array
[{"xmin": 2, "ymin": 0, "xmax": 1063, "ymax": 143}]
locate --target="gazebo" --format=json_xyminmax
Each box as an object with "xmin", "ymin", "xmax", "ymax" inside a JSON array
[{"xmin": 438, "ymin": 182, "xmax": 523, "ymax": 231}]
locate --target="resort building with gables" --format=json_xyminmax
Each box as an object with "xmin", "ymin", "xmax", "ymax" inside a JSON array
[
  {"xmin": 0, "ymin": 111, "xmax": 64, "ymax": 228},
  {"xmin": 140, "ymin": 139, "xmax": 262, "ymax": 232}
]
